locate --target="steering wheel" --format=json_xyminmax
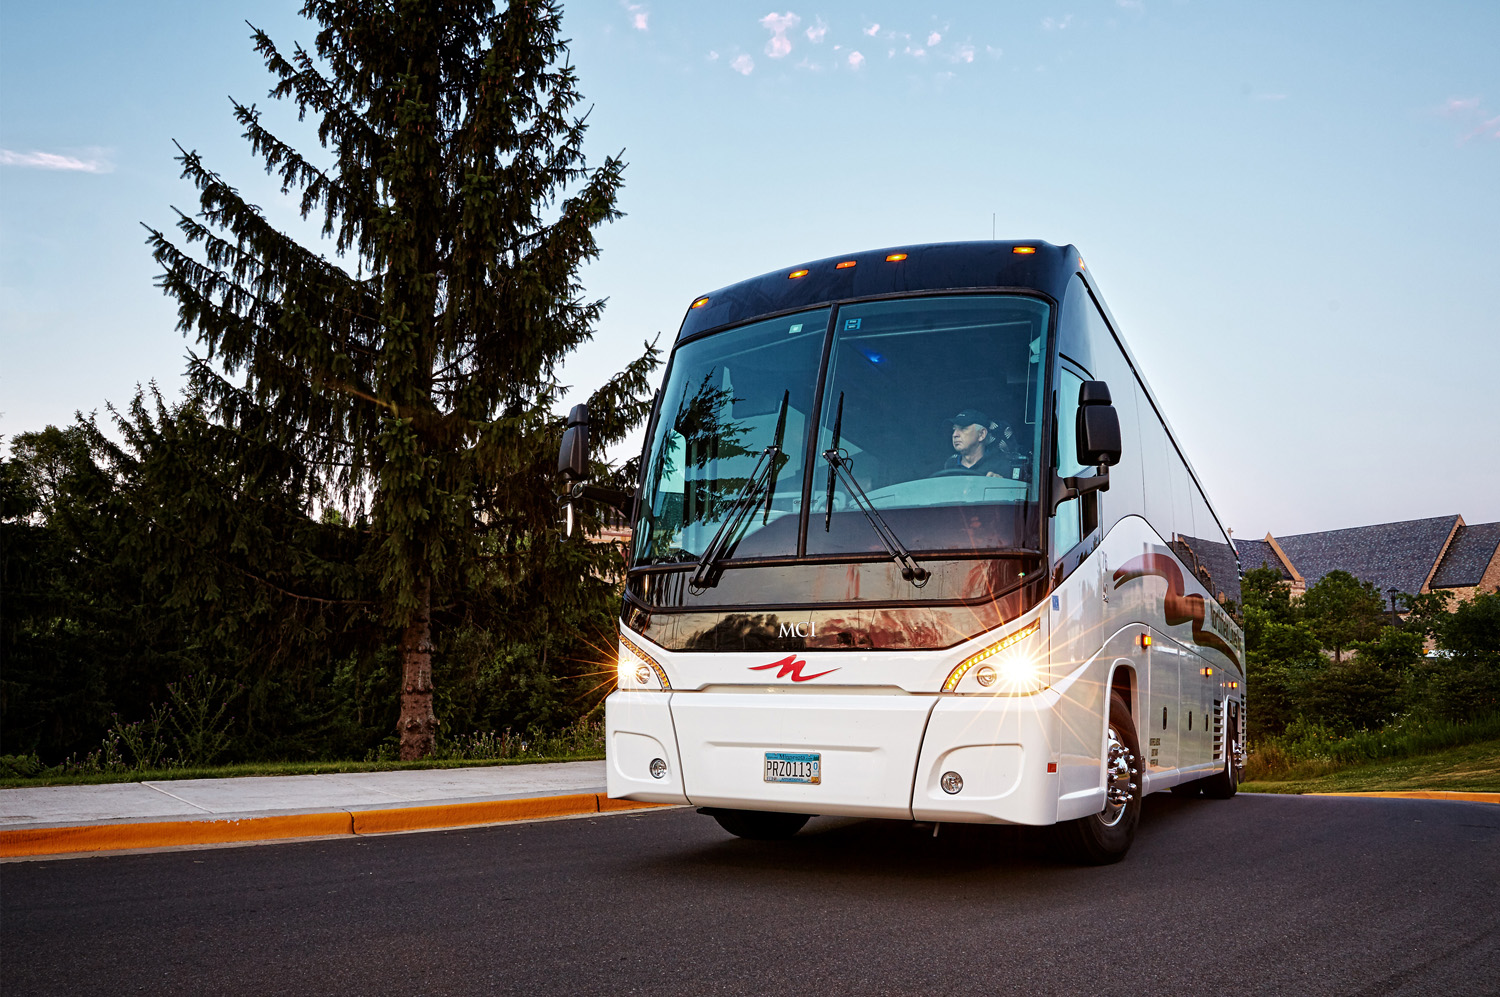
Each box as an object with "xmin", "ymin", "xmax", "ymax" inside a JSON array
[{"xmin": 929, "ymin": 467, "xmax": 985, "ymax": 478}]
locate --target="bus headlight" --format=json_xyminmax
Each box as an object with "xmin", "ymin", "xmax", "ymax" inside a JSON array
[
  {"xmin": 942, "ymin": 620, "xmax": 1045, "ymax": 695},
  {"xmin": 618, "ymin": 634, "xmax": 671, "ymax": 691}
]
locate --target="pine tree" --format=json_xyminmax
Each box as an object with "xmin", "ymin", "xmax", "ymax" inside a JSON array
[{"xmin": 145, "ymin": 0, "xmax": 655, "ymax": 758}]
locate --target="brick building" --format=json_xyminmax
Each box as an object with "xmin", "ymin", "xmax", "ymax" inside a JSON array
[{"xmin": 1239, "ymin": 514, "xmax": 1500, "ymax": 605}]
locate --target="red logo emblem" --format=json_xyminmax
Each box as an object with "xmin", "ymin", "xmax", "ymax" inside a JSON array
[{"xmin": 749, "ymin": 655, "xmax": 839, "ymax": 682}]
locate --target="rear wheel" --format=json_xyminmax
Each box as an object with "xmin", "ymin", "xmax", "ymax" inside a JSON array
[
  {"xmin": 1053, "ymin": 692, "xmax": 1142, "ymax": 865},
  {"xmin": 704, "ymin": 808, "xmax": 811, "ymax": 840},
  {"xmin": 1202, "ymin": 736, "xmax": 1241, "ymax": 799}
]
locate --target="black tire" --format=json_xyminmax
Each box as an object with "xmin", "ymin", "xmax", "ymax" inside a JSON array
[
  {"xmin": 1053, "ymin": 692, "xmax": 1142, "ymax": 865},
  {"xmin": 705, "ymin": 808, "xmax": 811, "ymax": 840},
  {"xmin": 1202, "ymin": 737, "xmax": 1240, "ymax": 799}
]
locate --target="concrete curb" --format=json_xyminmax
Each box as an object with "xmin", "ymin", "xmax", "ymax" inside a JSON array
[
  {"xmin": 1306, "ymin": 791, "xmax": 1499, "ymax": 804},
  {"xmin": 0, "ymin": 793, "xmax": 668, "ymax": 858}
]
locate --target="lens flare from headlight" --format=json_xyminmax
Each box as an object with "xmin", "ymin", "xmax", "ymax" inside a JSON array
[
  {"xmin": 942, "ymin": 619, "xmax": 1043, "ymax": 694},
  {"xmin": 618, "ymin": 633, "xmax": 671, "ymax": 691}
]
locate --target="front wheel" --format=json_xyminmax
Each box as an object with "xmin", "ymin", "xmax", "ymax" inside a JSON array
[
  {"xmin": 1053, "ymin": 692, "xmax": 1142, "ymax": 865},
  {"xmin": 703, "ymin": 808, "xmax": 811, "ymax": 840}
]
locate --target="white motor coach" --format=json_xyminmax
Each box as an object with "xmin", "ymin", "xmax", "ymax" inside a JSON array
[{"xmin": 559, "ymin": 241, "xmax": 1245, "ymax": 863}]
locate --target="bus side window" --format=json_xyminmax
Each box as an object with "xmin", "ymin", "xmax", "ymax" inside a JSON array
[
  {"xmin": 1072, "ymin": 278, "xmax": 1144, "ymax": 534},
  {"xmin": 1191, "ymin": 487, "xmax": 1239, "ymax": 605}
]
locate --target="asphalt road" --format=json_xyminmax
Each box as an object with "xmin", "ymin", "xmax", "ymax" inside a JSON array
[{"xmin": 3, "ymin": 793, "xmax": 1497, "ymax": 996}]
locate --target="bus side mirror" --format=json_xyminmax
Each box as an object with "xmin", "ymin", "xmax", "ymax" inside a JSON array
[
  {"xmin": 1076, "ymin": 381, "xmax": 1122, "ymax": 467},
  {"xmin": 558, "ymin": 404, "xmax": 590, "ymax": 485},
  {"xmin": 558, "ymin": 404, "xmax": 589, "ymax": 538}
]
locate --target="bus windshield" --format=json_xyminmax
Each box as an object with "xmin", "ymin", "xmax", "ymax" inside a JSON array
[{"xmin": 633, "ymin": 295, "xmax": 1049, "ymax": 567}]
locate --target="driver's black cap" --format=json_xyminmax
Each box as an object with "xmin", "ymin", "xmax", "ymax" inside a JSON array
[{"xmin": 947, "ymin": 408, "xmax": 994, "ymax": 429}]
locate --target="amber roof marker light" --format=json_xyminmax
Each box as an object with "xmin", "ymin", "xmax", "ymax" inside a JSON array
[
  {"xmin": 885, "ymin": 253, "xmax": 908, "ymax": 262},
  {"xmin": 835, "ymin": 260, "xmax": 857, "ymax": 269},
  {"xmin": 690, "ymin": 296, "xmax": 709, "ymax": 309},
  {"xmin": 788, "ymin": 269, "xmax": 810, "ymax": 279},
  {"xmin": 1012, "ymin": 246, "xmax": 1037, "ymax": 255}
]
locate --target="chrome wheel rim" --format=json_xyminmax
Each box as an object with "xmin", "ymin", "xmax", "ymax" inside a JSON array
[{"xmin": 1098, "ymin": 726, "xmax": 1137, "ymax": 828}]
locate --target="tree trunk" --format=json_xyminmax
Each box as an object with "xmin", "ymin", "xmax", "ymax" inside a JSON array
[{"xmin": 398, "ymin": 577, "xmax": 439, "ymax": 759}]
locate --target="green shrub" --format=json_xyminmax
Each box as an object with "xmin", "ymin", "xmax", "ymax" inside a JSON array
[
  {"xmin": 1300, "ymin": 656, "xmax": 1405, "ymax": 735},
  {"xmin": 1426, "ymin": 593, "xmax": 1500, "ymax": 722},
  {"xmin": 0, "ymin": 753, "xmax": 44, "ymax": 778},
  {"xmin": 1246, "ymin": 711, "xmax": 1500, "ymax": 781}
]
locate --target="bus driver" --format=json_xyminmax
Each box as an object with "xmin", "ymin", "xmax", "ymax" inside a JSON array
[{"xmin": 938, "ymin": 408, "xmax": 1014, "ymax": 477}]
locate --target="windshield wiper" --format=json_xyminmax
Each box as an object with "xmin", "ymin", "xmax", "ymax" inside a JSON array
[
  {"xmin": 689, "ymin": 392, "xmax": 790, "ymax": 593},
  {"xmin": 820, "ymin": 392, "xmax": 930, "ymax": 587}
]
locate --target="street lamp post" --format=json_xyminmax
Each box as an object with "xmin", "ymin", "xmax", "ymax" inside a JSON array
[{"xmin": 1387, "ymin": 587, "xmax": 1400, "ymax": 626}]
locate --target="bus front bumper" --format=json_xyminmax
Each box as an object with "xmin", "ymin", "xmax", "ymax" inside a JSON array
[{"xmin": 606, "ymin": 690, "xmax": 1065, "ymax": 825}]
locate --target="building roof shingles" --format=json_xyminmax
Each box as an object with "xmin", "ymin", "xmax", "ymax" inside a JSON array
[
  {"xmin": 1234, "ymin": 538, "xmax": 1290, "ymax": 580},
  {"xmin": 1273, "ymin": 515, "xmax": 1460, "ymax": 597},
  {"xmin": 1431, "ymin": 521, "xmax": 1500, "ymax": 589}
]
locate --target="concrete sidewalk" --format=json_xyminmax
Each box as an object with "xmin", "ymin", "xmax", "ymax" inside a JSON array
[{"xmin": 0, "ymin": 761, "xmax": 664, "ymax": 858}]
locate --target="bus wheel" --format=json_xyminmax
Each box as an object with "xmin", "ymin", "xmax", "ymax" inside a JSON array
[
  {"xmin": 1054, "ymin": 692, "xmax": 1141, "ymax": 865},
  {"xmin": 1202, "ymin": 739, "xmax": 1240, "ymax": 799},
  {"xmin": 704, "ymin": 809, "xmax": 811, "ymax": 840}
]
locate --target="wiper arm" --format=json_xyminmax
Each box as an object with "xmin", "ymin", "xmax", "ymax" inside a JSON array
[
  {"xmin": 689, "ymin": 393, "xmax": 790, "ymax": 593},
  {"xmin": 821, "ymin": 447, "xmax": 930, "ymax": 588}
]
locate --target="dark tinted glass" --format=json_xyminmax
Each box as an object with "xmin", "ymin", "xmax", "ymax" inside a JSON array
[
  {"xmin": 1064, "ymin": 276, "xmax": 1146, "ymax": 536},
  {"xmin": 806, "ymin": 295, "xmax": 1049, "ymax": 557},
  {"xmin": 633, "ymin": 309, "xmax": 828, "ymax": 565}
]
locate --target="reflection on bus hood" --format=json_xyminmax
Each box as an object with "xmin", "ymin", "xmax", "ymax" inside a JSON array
[{"xmin": 623, "ymin": 561, "xmax": 1046, "ymax": 652}]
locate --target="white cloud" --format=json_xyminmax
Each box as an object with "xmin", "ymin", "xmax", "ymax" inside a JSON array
[
  {"xmin": 927, "ymin": 31, "xmax": 942, "ymax": 46},
  {"xmin": 806, "ymin": 17, "xmax": 827, "ymax": 43},
  {"xmin": 1116, "ymin": 0, "xmax": 1144, "ymax": 11},
  {"xmin": 623, "ymin": 2, "xmax": 648, "ymax": 31},
  {"xmin": 731, "ymin": 53, "xmax": 755, "ymax": 75},
  {"xmin": 0, "ymin": 149, "xmax": 112, "ymax": 173},
  {"xmin": 1042, "ymin": 14, "xmax": 1074, "ymax": 30},
  {"xmin": 760, "ymin": 11, "xmax": 801, "ymax": 58},
  {"xmin": 952, "ymin": 43, "xmax": 975, "ymax": 63},
  {"xmin": 848, "ymin": 50, "xmax": 865, "ymax": 69},
  {"xmin": 864, "ymin": 22, "xmax": 880, "ymax": 36},
  {"xmin": 707, "ymin": 50, "xmax": 720, "ymax": 61},
  {"xmin": 1439, "ymin": 96, "xmax": 1500, "ymax": 143},
  {"xmin": 985, "ymin": 45, "xmax": 1003, "ymax": 59}
]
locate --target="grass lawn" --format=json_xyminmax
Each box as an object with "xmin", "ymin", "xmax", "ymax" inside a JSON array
[
  {"xmin": 0, "ymin": 751, "xmax": 605, "ymax": 790},
  {"xmin": 1242, "ymin": 738, "xmax": 1500, "ymax": 795}
]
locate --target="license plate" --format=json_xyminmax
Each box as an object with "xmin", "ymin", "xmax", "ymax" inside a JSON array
[{"xmin": 764, "ymin": 751, "xmax": 821, "ymax": 785}]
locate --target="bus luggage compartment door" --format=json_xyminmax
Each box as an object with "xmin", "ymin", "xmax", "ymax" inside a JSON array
[{"xmin": 670, "ymin": 692, "xmax": 938, "ymax": 819}]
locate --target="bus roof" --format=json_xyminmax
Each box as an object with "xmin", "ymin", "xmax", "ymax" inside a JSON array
[{"xmin": 676, "ymin": 240, "xmax": 1081, "ymax": 343}]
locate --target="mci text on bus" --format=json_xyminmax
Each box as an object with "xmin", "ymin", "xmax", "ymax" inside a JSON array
[{"xmin": 558, "ymin": 240, "xmax": 1246, "ymax": 863}]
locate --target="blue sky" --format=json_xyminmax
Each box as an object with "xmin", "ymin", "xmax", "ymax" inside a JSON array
[{"xmin": 2, "ymin": 1, "xmax": 1497, "ymax": 539}]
